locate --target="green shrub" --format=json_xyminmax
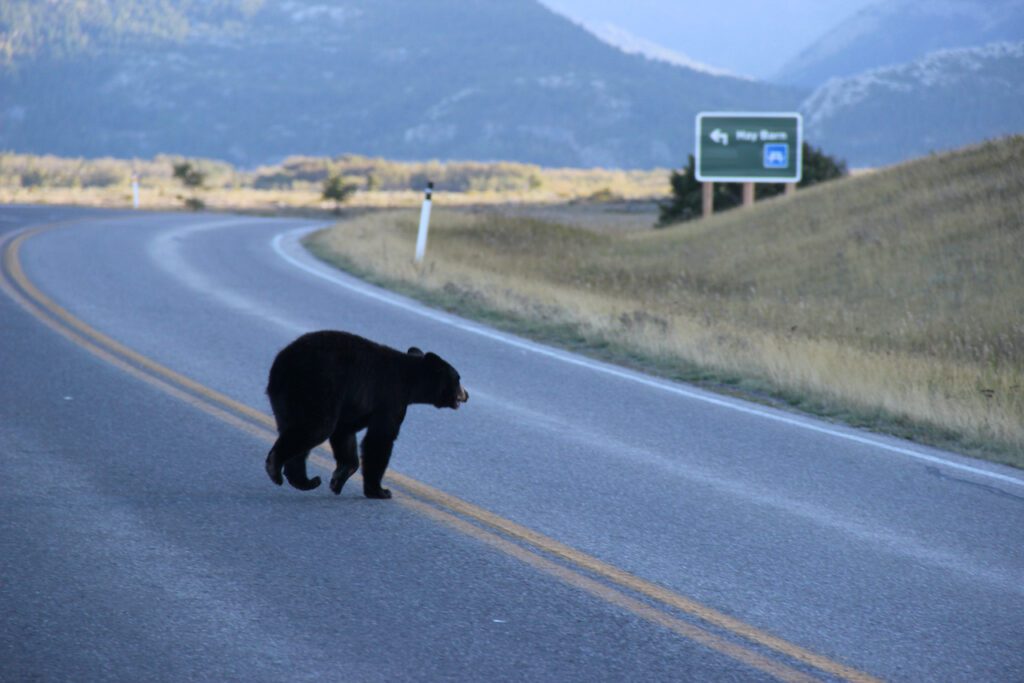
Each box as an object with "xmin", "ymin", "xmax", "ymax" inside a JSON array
[
  {"xmin": 322, "ymin": 174, "xmax": 358, "ymax": 213},
  {"xmin": 658, "ymin": 143, "xmax": 847, "ymax": 227}
]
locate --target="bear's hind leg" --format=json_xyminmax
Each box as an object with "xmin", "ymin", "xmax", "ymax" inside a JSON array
[
  {"xmin": 283, "ymin": 456, "xmax": 322, "ymax": 491},
  {"xmin": 265, "ymin": 445, "xmax": 285, "ymax": 486},
  {"xmin": 266, "ymin": 427, "xmax": 328, "ymax": 491},
  {"xmin": 328, "ymin": 430, "xmax": 359, "ymax": 495}
]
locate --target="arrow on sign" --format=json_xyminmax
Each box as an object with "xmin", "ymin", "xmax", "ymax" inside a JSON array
[{"xmin": 710, "ymin": 128, "xmax": 729, "ymax": 146}]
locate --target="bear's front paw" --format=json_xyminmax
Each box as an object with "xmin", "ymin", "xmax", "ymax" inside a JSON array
[
  {"xmin": 330, "ymin": 466, "xmax": 359, "ymax": 495},
  {"xmin": 364, "ymin": 487, "xmax": 392, "ymax": 499}
]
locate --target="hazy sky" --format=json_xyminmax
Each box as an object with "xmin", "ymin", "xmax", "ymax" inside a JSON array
[{"xmin": 538, "ymin": 0, "xmax": 879, "ymax": 78}]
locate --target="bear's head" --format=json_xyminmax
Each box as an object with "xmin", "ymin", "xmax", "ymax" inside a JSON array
[{"xmin": 408, "ymin": 347, "xmax": 469, "ymax": 409}]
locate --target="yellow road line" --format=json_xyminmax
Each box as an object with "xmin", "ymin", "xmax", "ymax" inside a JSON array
[
  {"xmin": 1, "ymin": 221, "xmax": 882, "ymax": 683},
  {"xmin": 0, "ymin": 229, "xmax": 275, "ymax": 445},
  {"xmin": 4, "ymin": 227, "xmax": 273, "ymax": 429},
  {"xmin": 383, "ymin": 472, "xmax": 879, "ymax": 683},
  {"xmin": 401, "ymin": 493, "xmax": 820, "ymax": 683}
]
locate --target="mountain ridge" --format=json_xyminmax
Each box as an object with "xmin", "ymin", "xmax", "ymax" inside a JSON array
[
  {"xmin": 0, "ymin": 0, "xmax": 798, "ymax": 168},
  {"xmin": 4, "ymin": 0, "xmax": 1018, "ymax": 170},
  {"xmin": 800, "ymin": 41, "xmax": 1024, "ymax": 166},
  {"xmin": 776, "ymin": 0, "xmax": 1024, "ymax": 86}
]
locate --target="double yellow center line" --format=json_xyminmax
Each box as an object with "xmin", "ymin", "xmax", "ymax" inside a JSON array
[{"xmin": 0, "ymin": 221, "xmax": 881, "ymax": 683}]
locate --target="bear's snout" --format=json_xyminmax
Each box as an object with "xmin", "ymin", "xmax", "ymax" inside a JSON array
[{"xmin": 456, "ymin": 385, "xmax": 469, "ymax": 407}]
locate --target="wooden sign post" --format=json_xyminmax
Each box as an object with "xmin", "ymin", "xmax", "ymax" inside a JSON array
[
  {"xmin": 702, "ymin": 181, "xmax": 714, "ymax": 219},
  {"xmin": 695, "ymin": 112, "xmax": 803, "ymax": 217},
  {"xmin": 742, "ymin": 182, "xmax": 755, "ymax": 207}
]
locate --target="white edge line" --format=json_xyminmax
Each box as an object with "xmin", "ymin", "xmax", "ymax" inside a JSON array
[{"xmin": 271, "ymin": 226, "xmax": 1024, "ymax": 490}]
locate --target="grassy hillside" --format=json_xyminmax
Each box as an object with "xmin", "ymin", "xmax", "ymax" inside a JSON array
[{"xmin": 307, "ymin": 137, "xmax": 1024, "ymax": 465}]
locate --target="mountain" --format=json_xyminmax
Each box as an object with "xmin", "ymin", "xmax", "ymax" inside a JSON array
[
  {"xmin": 538, "ymin": 1, "xmax": 883, "ymax": 81},
  {"xmin": 800, "ymin": 42, "xmax": 1024, "ymax": 167},
  {"xmin": 569, "ymin": 20, "xmax": 739, "ymax": 78},
  {"xmin": 0, "ymin": 0, "xmax": 798, "ymax": 169},
  {"xmin": 776, "ymin": 0, "xmax": 1024, "ymax": 87}
]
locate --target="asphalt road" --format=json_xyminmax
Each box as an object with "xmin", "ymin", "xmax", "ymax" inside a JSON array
[{"xmin": 1, "ymin": 206, "xmax": 1022, "ymax": 682}]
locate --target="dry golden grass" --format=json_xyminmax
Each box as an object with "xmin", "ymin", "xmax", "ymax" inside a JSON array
[
  {"xmin": 307, "ymin": 137, "xmax": 1024, "ymax": 466},
  {"xmin": 0, "ymin": 185, "xmax": 329, "ymax": 212},
  {"xmin": 0, "ymin": 153, "xmax": 668, "ymax": 211},
  {"xmin": 0, "ymin": 185, "xmax": 667, "ymax": 215}
]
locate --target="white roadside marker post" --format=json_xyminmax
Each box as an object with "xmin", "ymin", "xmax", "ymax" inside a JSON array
[
  {"xmin": 414, "ymin": 181, "xmax": 433, "ymax": 263},
  {"xmin": 131, "ymin": 172, "xmax": 140, "ymax": 209}
]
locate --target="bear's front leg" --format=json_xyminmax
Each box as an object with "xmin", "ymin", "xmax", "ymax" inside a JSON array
[{"xmin": 360, "ymin": 424, "xmax": 398, "ymax": 499}]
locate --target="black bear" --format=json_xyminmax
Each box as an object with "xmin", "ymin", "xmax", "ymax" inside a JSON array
[{"xmin": 265, "ymin": 330, "xmax": 468, "ymax": 498}]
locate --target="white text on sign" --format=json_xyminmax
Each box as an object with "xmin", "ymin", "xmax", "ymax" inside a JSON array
[{"xmin": 735, "ymin": 129, "xmax": 789, "ymax": 143}]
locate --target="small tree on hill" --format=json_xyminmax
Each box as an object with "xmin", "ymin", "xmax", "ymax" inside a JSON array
[
  {"xmin": 322, "ymin": 174, "xmax": 358, "ymax": 214},
  {"xmin": 172, "ymin": 161, "xmax": 207, "ymax": 210},
  {"xmin": 658, "ymin": 143, "xmax": 847, "ymax": 227}
]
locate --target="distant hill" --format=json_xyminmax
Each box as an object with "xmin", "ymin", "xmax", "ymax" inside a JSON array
[
  {"xmin": 0, "ymin": 0, "xmax": 797, "ymax": 168},
  {"xmin": 801, "ymin": 42, "xmax": 1024, "ymax": 166},
  {"xmin": 776, "ymin": 0, "xmax": 1024, "ymax": 87}
]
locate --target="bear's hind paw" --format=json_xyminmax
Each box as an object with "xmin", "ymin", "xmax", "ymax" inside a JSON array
[
  {"xmin": 288, "ymin": 475, "xmax": 322, "ymax": 491},
  {"xmin": 265, "ymin": 452, "xmax": 284, "ymax": 486}
]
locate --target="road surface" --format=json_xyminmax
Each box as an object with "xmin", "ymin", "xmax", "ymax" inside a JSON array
[{"xmin": 1, "ymin": 206, "xmax": 1022, "ymax": 682}]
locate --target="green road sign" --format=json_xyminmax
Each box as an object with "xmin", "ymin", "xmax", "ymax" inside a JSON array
[{"xmin": 695, "ymin": 112, "xmax": 802, "ymax": 183}]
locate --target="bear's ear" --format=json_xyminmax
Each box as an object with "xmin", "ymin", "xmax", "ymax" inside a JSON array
[{"xmin": 407, "ymin": 347, "xmax": 424, "ymax": 357}]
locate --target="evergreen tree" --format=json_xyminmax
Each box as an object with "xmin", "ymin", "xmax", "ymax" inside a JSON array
[
  {"xmin": 172, "ymin": 161, "xmax": 206, "ymax": 210},
  {"xmin": 658, "ymin": 143, "xmax": 847, "ymax": 227}
]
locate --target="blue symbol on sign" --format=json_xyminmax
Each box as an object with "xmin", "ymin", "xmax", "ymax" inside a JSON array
[{"xmin": 763, "ymin": 143, "xmax": 789, "ymax": 169}]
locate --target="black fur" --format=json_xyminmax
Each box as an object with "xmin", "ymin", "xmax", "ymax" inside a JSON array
[{"xmin": 265, "ymin": 330, "xmax": 468, "ymax": 498}]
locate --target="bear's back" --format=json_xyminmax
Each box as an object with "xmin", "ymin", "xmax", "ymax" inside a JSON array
[{"xmin": 267, "ymin": 330, "xmax": 404, "ymax": 399}]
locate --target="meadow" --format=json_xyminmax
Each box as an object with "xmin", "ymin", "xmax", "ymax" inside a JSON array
[
  {"xmin": 307, "ymin": 137, "xmax": 1024, "ymax": 466},
  {"xmin": 0, "ymin": 152, "xmax": 668, "ymax": 210}
]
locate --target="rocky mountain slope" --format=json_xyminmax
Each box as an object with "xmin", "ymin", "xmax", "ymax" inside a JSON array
[
  {"xmin": 777, "ymin": 0, "xmax": 1024, "ymax": 87},
  {"xmin": 801, "ymin": 41, "xmax": 1024, "ymax": 166}
]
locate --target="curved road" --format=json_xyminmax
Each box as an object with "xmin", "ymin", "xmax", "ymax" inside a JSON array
[{"xmin": 1, "ymin": 206, "xmax": 1022, "ymax": 682}]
